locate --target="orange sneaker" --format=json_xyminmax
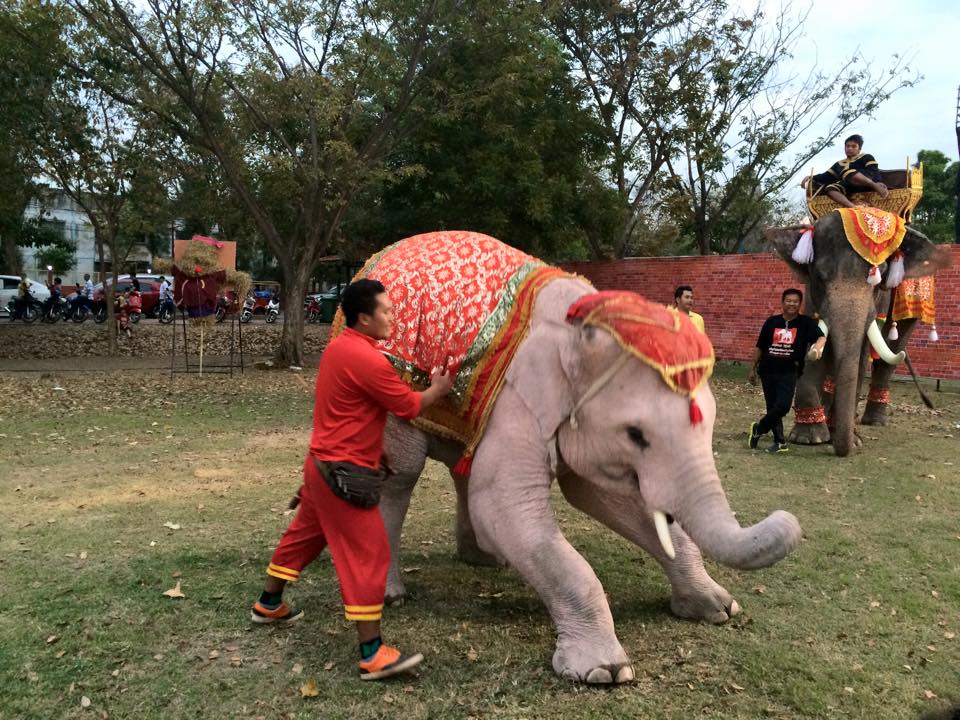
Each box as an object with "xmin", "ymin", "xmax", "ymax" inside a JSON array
[
  {"xmin": 358, "ymin": 644, "xmax": 423, "ymax": 681},
  {"xmin": 250, "ymin": 601, "xmax": 304, "ymax": 625}
]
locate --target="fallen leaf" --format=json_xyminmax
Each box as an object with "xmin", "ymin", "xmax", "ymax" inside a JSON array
[
  {"xmin": 111, "ymin": 668, "xmax": 120, "ymax": 677},
  {"xmin": 730, "ymin": 682, "xmax": 745, "ymax": 692},
  {"xmin": 79, "ymin": 551, "xmax": 87, "ymax": 560},
  {"xmin": 172, "ymin": 571, "xmax": 182, "ymax": 579},
  {"xmin": 924, "ymin": 690, "xmax": 938, "ymax": 699},
  {"xmin": 81, "ymin": 696, "xmax": 91, "ymax": 708},
  {"xmin": 230, "ymin": 655, "xmax": 242, "ymax": 667},
  {"xmin": 162, "ymin": 581, "xmax": 185, "ymax": 599},
  {"xmin": 27, "ymin": 671, "xmax": 39, "ymax": 682},
  {"xmin": 402, "ymin": 566, "xmax": 421, "ymax": 573},
  {"xmin": 752, "ymin": 585, "xmax": 766, "ymax": 594},
  {"xmin": 843, "ymin": 686, "xmax": 854, "ymax": 694},
  {"xmin": 46, "ymin": 635, "xmax": 59, "ymax": 644},
  {"xmin": 323, "ymin": 661, "xmax": 335, "ymax": 671},
  {"xmin": 163, "ymin": 521, "xmax": 181, "ymax": 530},
  {"xmin": 208, "ymin": 650, "xmax": 220, "ymax": 660},
  {"xmin": 55, "ymin": 650, "xmax": 66, "ymax": 658},
  {"xmin": 300, "ymin": 679, "xmax": 320, "ymax": 698},
  {"xmin": 153, "ymin": 654, "xmax": 164, "ymax": 661},
  {"xmin": 466, "ymin": 647, "xmax": 479, "ymax": 662},
  {"xmin": 869, "ymin": 601, "xmax": 881, "ymax": 608},
  {"xmin": 291, "ymin": 663, "xmax": 303, "ymax": 675},
  {"xmin": 944, "ymin": 632, "xmax": 955, "ymax": 640}
]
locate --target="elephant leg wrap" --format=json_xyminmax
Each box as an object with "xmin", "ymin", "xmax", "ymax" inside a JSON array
[
  {"xmin": 867, "ymin": 387, "xmax": 891, "ymax": 404},
  {"xmin": 794, "ymin": 405, "xmax": 826, "ymax": 424}
]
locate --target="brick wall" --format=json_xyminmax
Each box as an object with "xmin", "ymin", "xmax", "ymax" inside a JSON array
[{"xmin": 563, "ymin": 245, "xmax": 960, "ymax": 381}]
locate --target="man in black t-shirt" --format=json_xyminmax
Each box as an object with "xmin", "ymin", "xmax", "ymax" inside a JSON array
[{"xmin": 747, "ymin": 288, "xmax": 826, "ymax": 453}]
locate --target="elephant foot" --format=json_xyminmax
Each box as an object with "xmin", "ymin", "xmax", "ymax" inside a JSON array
[
  {"xmin": 788, "ymin": 422, "xmax": 831, "ymax": 445},
  {"xmin": 552, "ymin": 637, "xmax": 634, "ymax": 685},
  {"xmin": 671, "ymin": 584, "xmax": 741, "ymax": 625},
  {"xmin": 859, "ymin": 400, "xmax": 889, "ymax": 426}
]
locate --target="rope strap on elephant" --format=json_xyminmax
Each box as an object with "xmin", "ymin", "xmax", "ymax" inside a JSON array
[
  {"xmin": 565, "ymin": 291, "xmax": 715, "ymax": 426},
  {"xmin": 794, "ymin": 406, "xmax": 826, "ymax": 424},
  {"xmin": 331, "ymin": 231, "xmax": 573, "ymax": 476}
]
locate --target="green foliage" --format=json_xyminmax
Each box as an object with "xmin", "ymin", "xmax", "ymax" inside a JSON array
[
  {"xmin": 913, "ymin": 149, "xmax": 958, "ymax": 244},
  {"xmin": 344, "ymin": 6, "xmax": 617, "ymax": 262},
  {"xmin": 0, "ymin": 0, "xmax": 66, "ymax": 271},
  {"xmin": 35, "ymin": 242, "xmax": 77, "ymax": 274}
]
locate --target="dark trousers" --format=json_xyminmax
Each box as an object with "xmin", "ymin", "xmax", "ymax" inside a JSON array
[{"xmin": 757, "ymin": 371, "xmax": 798, "ymax": 444}]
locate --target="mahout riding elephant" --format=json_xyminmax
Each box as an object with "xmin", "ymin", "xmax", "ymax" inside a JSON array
[
  {"xmin": 339, "ymin": 231, "xmax": 802, "ymax": 684},
  {"xmin": 766, "ymin": 212, "xmax": 949, "ymax": 456}
]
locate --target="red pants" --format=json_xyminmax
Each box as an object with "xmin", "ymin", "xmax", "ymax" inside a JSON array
[{"xmin": 267, "ymin": 456, "xmax": 389, "ymax": 621}]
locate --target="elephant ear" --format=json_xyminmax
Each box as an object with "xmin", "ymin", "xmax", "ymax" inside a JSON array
[
  {"xmin": 900, "ymin": 226, "xmax": 953, "ymax": 278},
  {"xmin": 765, "ymin": 225, "xmax": 811, "ymax": 281},
  {"xmin": 503, "ymin": 321, "xmax": 577, "ymax": 442}
]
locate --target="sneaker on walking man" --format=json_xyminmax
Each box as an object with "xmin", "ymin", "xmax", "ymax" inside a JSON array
[
  {"xmin": 250, "ymin": 278, "xmax": 453, "ymax": 681},
  {"xmin": 747, "ymin": 288, "xmax": 826, "ymax": 453}
]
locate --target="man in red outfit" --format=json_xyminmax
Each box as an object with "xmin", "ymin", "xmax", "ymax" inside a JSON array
[{"xmin": 250, "ymin": 278, "xmax": 452, "ymax": 680}]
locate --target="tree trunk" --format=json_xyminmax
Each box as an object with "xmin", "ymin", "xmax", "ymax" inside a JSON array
[
  {"xmin": 96, "ymin": 233, "xmax": 118, "ymax": 356},
  {"xmin": 273, "ymin": 261, "xmax": 311, "ymax": 367}
]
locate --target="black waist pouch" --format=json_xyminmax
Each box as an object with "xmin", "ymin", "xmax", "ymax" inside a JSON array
[{"xmin": 314, "ymin": 458, "xmax": 386, "ymax": 508}]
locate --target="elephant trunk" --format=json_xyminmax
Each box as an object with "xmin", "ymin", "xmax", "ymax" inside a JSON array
[
  {"xmin": 821, "ymin": 282, "xmax": 875, "ymax": 457},
  {"xmin": 673, "ymin": 479, "xmax": 802, "ymax": 570}
]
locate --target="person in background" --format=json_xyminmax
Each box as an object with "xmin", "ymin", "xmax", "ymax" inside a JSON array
[
  {"xmin": 747, "ymin": 288, "xmax": 826, "ymax": 454},
  {"xmin": 673, "ymin": 285, "xmax": 705, "ymax": 333}
]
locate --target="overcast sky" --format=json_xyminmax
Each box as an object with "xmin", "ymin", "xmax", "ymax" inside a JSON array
[{"xmin": 773, "ymin": 0, "xmax": 957, "ymax": 205}]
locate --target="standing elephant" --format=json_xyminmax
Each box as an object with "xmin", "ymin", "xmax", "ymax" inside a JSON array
[
  {"xmin": 341, "ymin": 231, "xmax": 802, "ymax": 684},
  {"xmin": 766, "ymin": 212, "xmax": 949, "ymax": 456}
]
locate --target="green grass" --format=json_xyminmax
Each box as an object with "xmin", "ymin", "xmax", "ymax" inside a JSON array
[{"xmin": 1, "ymin": 364, "xmax": 958, "ymax": 719}]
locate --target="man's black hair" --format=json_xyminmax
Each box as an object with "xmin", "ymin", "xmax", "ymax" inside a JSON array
[
  {"xmin": 342, "ymin": 278, "xmax": 386, "ymax": 327},
  {"xmin": 674, "ymin": 285, "xmax": 693, "ymax": 301},
  {"xmin": 782, "ymin": 287, "xmax": 803, "ymax": 302},
  {"xmin": 844, "ymin": 134, "xmax": 864, "ymax": 148}
]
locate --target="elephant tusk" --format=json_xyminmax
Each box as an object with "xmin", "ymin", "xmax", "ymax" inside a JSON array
[
  {"xmin": 653, "ymin": 511, "xmax": 676, "ymax": 560},
  {"xmin": 818, "ymin": 319, "xmax": 828, "ymax": 337},
  {"xmin": 867, "ymin": 319, "xmax": 905, "ymax": 365}
]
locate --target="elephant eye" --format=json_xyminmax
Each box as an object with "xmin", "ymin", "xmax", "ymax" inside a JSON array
[{"xmin": 627, "ymin": 426, "xmax": 649, "ymax": 449}]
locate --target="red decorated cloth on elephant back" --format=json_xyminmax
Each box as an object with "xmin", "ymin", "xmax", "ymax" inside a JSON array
[
  {"xmin": 836, "ymin": 207, "xmax": 906, "ymax": 265},
  {"xmin": 565, "ymin": 291, "xmax": 715, "ymax": 422},
  {"xmin": 331, "ymin": 231, "xmax": 572, "ymax": 464},
  {"xmin": 892, "ymin": 276, "xmax": 936, "ymax": 325}
]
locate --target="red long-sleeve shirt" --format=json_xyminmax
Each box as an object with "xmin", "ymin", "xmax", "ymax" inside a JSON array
[{"xmin": 309, "ymin": 327, "xmax": 421, "ymax": 469}]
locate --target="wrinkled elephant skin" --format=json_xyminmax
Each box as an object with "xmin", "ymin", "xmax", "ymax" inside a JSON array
[
  {"xmin": 380, "ymin": 278, "xmax": 802, "ymax": 684},
  {"xmin": 767, "ymin": 214, "xmax": 950, "ymax": 455}
]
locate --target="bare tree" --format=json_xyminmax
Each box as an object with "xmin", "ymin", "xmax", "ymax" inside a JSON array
[
  {"xmin": 69, "ymin": 0, "xmax": 465, "ymax": 366},
  {"xmin": 664, "ymin": 3, "xmax": 919, "ymax": 254}
]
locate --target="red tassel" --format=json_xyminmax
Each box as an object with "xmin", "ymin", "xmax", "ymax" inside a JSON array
[
  {"xmin": 452, "ymin": 454, "xmax": 473, "ymax": 477},
  {"xmin": 689, "ymin": 398, "xmax": 703, "ymax": 426}
]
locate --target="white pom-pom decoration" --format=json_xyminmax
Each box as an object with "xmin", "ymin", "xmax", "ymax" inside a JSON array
[
  {"xmin": 885, "ymin": 252, "xmax": 905, "ymax": 288},
  {"xmin": 867, "ymin": 265, "xmax": 881, "ymax": 286},
  {"xmin": 887, "ymin": 321, "xmax": 899, "ymax": 341},
  {"xmin": 791, "ymin": 228, "xmax": 815, "ymax": 264},
  {"xmin": 929, "ymin": 325, "xmax": 939, "ymax": 342}
]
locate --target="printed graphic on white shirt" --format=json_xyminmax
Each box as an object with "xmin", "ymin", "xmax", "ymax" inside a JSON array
[{"xmin": 769, "ymin": 327, "xmax": 798, "ymax": 358}]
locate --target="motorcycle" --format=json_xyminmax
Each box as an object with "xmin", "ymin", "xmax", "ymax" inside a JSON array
[
  {"xmin": 70, "ymin": 298, "xmax": 106, "ymax": 323},
  {"xmin": 239, "ymin": 295, "xmax": 255, "ymax": 324},
  {"xmin": 157, "ymin": 297, "xmax": 176, "ymax": 324},
  {"xmin": 41, "ymin": 296, "xmax": 69, "ymax": 323},
  {"xmin": 214, "ymin": 292, "xmax": 233, "ymax": 323},
  {"xmin": 265, "ymin": 297, "xmax": 280, "ymax": 324},
  {"xmin": 6, "ymin": 297, "xmax": 40, "ymax": 323},
  {"xmin": 304, "ymin": 296, "xmax": 321, "ymax": 324}
]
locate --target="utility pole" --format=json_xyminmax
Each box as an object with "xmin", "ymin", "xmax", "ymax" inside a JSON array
[{"xmin": 955, "ymin": 85, "xmax": 960, "ymax": 243}]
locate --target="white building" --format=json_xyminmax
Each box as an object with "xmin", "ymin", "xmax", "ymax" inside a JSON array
[{"xmin": 21, "ymin": 187, "xmax": 156, "ymax": 284}]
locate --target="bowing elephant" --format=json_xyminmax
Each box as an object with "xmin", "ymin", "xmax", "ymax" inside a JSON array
[
  {"xmin": 766, "ymin": 211, "xmax": 949, "ymax": 456},
  {"xmin": 341, "ymin": 231, "xmax": 802, "ymax": 685}
]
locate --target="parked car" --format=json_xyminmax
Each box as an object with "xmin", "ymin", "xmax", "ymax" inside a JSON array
[{"xmin": 0, "ymin": 275, "xmax": 50, "ymax": 317}]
